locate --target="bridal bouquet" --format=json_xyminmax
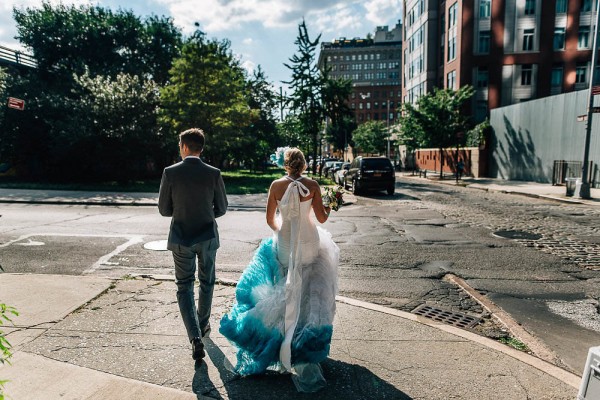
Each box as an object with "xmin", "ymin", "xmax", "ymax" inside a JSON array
[{"xmin": 322, "ymin": 186, "xmax": 345, "ymax": 211}]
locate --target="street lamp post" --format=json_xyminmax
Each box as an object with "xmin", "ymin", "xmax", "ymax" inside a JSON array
[{"xmin": 580, "ymin": 4, "xmax": 600, "ymax": 199}]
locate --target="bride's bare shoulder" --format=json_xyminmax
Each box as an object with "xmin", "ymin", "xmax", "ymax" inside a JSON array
[{"xmin": 300, "ymin": 177, "xmax": 320, "ymax": 190}]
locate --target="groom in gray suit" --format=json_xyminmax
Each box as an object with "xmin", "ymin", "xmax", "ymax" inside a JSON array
[{"xmin": 158, "ymin": 128, "xmax": 228, "ymax": 361}]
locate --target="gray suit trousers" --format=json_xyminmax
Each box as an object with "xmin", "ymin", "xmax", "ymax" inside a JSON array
[{"xmin": 172, "ymin": 239, "xmax": 218, "ymax": 341}]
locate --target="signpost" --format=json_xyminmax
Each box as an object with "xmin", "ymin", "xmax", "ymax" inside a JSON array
[{"xmin": 7, "ymin": 97, "xmax": 25, "ymax": 111}]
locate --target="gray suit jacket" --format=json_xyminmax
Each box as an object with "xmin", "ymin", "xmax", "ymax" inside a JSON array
[{"xmin": 158, "ymin": 157, "xmax": 228, "ymax": 250}]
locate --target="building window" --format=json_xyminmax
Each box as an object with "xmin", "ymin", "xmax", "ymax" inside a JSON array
[
  {"xmin": 479, "ymin": 30, "xmax": 491, "ymax": 53},
  {"xmin": 524, "ymin": 0, "xmax": 535, "ymax": 15},
  {"xmin": 576, "ymin": 62, "xmax": 588, "ymax": 83},
  {"xmin": 480, "ymin": 0, "xmax": 491, "ymax": 18},
  {"xmin": 477, "ymin": 67, "xmax": 489, "ymax": 88},
  {"xmin": 523, "ymin": 28, "xmax": 534, "ymax": 51},
  {"xmin": 447, "ymin": 70, "xmax": 456, "ymax": 89},
  {"xmin": 448, "ymin": 36, "xmax": 456, "ymax": 61},
  {"xmin": 521, "ymin": 64, "xmax": 532, "ymax": 85},
  {"xmin": 449, "ymin": 3, "xmax": 458, "ymax": 27},
  {"xmin": 582, "ymin": 0, "xmax": 593, "ymax": 12},
  {"xmin": 554, "ymin": 27, "xmax": 566, "ymax": 50},
  {"xmin": 556, "ymin": 0, "xmax": 567, "ymax": 13},
  {"xmin": 476, "ymin": 100, "xmax": 488, "ymax": 120},
  {"xmin": 551, "ymin": 66, "xmax": 563, "ymax": 86},
  {"xmin": 579, "ymin": 26, "xmax": 591, "ymax": 48}
]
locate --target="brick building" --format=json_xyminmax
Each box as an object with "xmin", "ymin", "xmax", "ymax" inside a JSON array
[
  {"xmin": 403, "ymin": 0, "xmax": 599, "ymax": 122},
  {"xmin": 317, "ymin": 23, "xmax": 403, "ymax": 126}
]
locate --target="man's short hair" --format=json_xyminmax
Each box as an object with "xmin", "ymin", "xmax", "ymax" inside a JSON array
[{"xmin": 179, "ymin": 128, "xmax": 205, "ymax": 153}]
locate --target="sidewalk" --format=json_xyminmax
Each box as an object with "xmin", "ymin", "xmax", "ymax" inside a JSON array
[
  {"xmin": 399, "ymin": 173, "xmax": 600, "ymax": 207},
  {"xmin": 0, "ymin": 273, "xmax": 580, "ymax": 399}
]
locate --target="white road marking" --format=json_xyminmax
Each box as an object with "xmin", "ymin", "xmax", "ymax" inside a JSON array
[
  {"xmin": 1, "ymin": 233, "xmax": 145, "ymax": 274},
  {"xmin": 83, "ymin": 235, "xmax": 145, "ymax": 274}
]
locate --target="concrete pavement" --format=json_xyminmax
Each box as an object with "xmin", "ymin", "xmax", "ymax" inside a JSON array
[
  {"xmin": 1, "ymin": 177, "xmax": 597, "ymax": 399},
  {"xmin": 0, "ymin": 273, "xmax": 581, "ymax": 399}
]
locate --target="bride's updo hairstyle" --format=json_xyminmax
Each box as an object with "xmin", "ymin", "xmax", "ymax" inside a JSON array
[{"xmin": 284, "ymin": 147, "xmax": 306, "ymax": 176}]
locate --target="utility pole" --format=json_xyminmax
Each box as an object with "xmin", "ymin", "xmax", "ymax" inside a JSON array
[
  {"xmin": 279, "ymin": 86, "xmax": 284, "ymax": 122},
  {"xmin": 580, "ymin": 4, "xmax": 600, "ymax": 199}
]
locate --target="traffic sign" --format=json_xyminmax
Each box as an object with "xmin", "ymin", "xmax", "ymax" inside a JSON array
[
  {"xmin": 7, "ymin": 97, "xmax": 25, "ymax": 111},
  {"xmin": 593, "ymin": 107, "xmax": 600, "ymax": 113}
]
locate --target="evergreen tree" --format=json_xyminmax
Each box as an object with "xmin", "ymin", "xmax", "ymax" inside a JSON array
[
  {"xmin": 322, "ymin": 75, "xmax": 355, "ymax": 156},
  {"xmin": 283, "ymin": 19, "xmax": 324, "ymax": 174}
]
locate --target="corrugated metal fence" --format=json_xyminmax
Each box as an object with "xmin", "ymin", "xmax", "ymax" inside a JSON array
[{"xmin": 489, "ymin": 90, "xmax": 600, "ymax": 187}]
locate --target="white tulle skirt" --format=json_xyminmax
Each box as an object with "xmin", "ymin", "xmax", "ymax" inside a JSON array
[{"xmin": 219, "ymin": 227, "xmax": 339, "ymax": 392}]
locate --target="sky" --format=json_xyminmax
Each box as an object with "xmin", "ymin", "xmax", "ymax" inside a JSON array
[{"xmin": 0, "ymin": 0, "xmax": 402, "ymax": 92}]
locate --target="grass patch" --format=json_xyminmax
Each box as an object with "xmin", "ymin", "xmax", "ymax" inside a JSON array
[
  {"xmin": 498, "ymin": 337, "xmax": 530, "ymax": 352},
  {"xmin": 0, "ymin": 169, "xmax": 335, "ymax": 195}
]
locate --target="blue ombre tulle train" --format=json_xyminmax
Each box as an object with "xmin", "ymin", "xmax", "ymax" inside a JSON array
[{"xmin": 220, "ymin": 229, "xmax": 339, "ymax": 386}]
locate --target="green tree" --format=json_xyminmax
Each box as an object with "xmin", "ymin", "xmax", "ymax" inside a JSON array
[
  {"xmin": 67, "ymin": 71, "xmax": 162, "ymax": 180},
  {"xmin": 352, "ymin": 121, "xmax": 388, "ymax": 155},
  {"xmin": 13, "ymin": 2, "xmax": 182, "ymax": 83},
  {"xmin": 277, "ymin": 115, "xmax": 310, "ymax": 151},
  {"xmin": 466, "ymin": 118, "xmax": 491, "ymax": 148},
  {"xmin": 400, "ymin": 86, "xmax": 474, "ymax": 175},
  {"xmin": 238, "ymin": 66, "xmax": 280, "ymax": 170},
  {"xmin": 160, "ymin": 30, "xmax": 251, "ymax": 168},
  {"xmin": 2, "ymin": 2, "xmax": 183, "ymax": 181},
  {"xmin": 322, "ymin": 75, "xmax": 355, "ymax": 155},
  {"xmin": 284, "ymin": 19, "xmax": 324, "ymax": 173}
]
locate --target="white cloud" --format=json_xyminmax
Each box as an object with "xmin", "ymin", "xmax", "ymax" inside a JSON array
[
  {"xmin": 156, "ymin": 0, "xmax": 352, "ymax": 33},
  {"xmin": 310, "ymin": 4, "xmax": 362, "ymax": 37},
  {"xmin": 363, "ymin": 0, "xmax": 402, "ymax": 26},
  {"xmin": 242, "ymin": 37, "xmax": 253, "ymax": 45},
  {"xmin": 241, "ymin": 58, "xmax": 256, "ymax": 74}
]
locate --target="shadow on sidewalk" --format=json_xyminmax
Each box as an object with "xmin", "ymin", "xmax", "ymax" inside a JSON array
[{"xmin": 194, "ymin": 338, "xmax": 412, "ymax": 400}]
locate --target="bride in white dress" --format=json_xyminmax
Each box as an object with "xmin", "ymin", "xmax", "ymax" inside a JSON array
[{"xmin": 219, "ymin": 148, "xmax": 339, "ymax": 392}]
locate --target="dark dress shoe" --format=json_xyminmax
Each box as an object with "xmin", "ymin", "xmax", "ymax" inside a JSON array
[{"xmin": 191, "ymin": 337, "xmax": 205, "ymax": 360}]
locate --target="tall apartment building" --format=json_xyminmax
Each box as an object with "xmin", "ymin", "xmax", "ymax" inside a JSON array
[
  {"xmin": 403, "ymin": 0, "xmax": 599, "ymax": 121},
  {"xmin": 318, "ymin": 23, "xmax": 402, "ymax": 126}
]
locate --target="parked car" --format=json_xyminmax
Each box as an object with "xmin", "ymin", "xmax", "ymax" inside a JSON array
[
  {"xmin": 327, "ymin": 161, "xmax": 345, "ymax": 181},
  {"xmin": 344, "ymin": 156, "xmax": 395, "ymax": 195},
  {"xmin": 320, "ymin": 158, "xmax": 339, "ymax": 176},
  {"xmin": 334, "ymin": 162, "xmax": 350, "ymax": 185}
]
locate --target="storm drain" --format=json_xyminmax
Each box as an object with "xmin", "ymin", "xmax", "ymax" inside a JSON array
[{"xmin": 411, "ymin": 304, "xmax": 481, "ymax": 329}]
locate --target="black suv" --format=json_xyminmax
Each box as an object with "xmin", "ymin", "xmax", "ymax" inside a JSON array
[{"xmin": 344, "ymin": 156, "xmax": 395, "ymax": 195}]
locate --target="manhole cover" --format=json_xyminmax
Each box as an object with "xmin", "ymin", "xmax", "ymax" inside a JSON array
[
  {"xmin": 411, "ymin": 304, "xmax": 481, "ymax": 329},
  {"xmin": 493, "ymin": 230, "xmax": 542, "ymax": 240},
  {"xmin": 143, "ymin": 240, "xmax": 168, "ymax": 251}
]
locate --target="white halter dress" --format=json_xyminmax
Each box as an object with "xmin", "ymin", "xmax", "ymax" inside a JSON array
[{"xmin": 220, "ymin": 176, "xmax": 339, "ymax": 392}]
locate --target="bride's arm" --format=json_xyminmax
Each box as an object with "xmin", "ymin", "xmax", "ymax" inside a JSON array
[
  {"xmin": 312, "ymin": 184, "xmax": 331, "ymax": 224},
  {"xmin": 266, "ymin": 182, "xmax": 280, "ymax": 231}
]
